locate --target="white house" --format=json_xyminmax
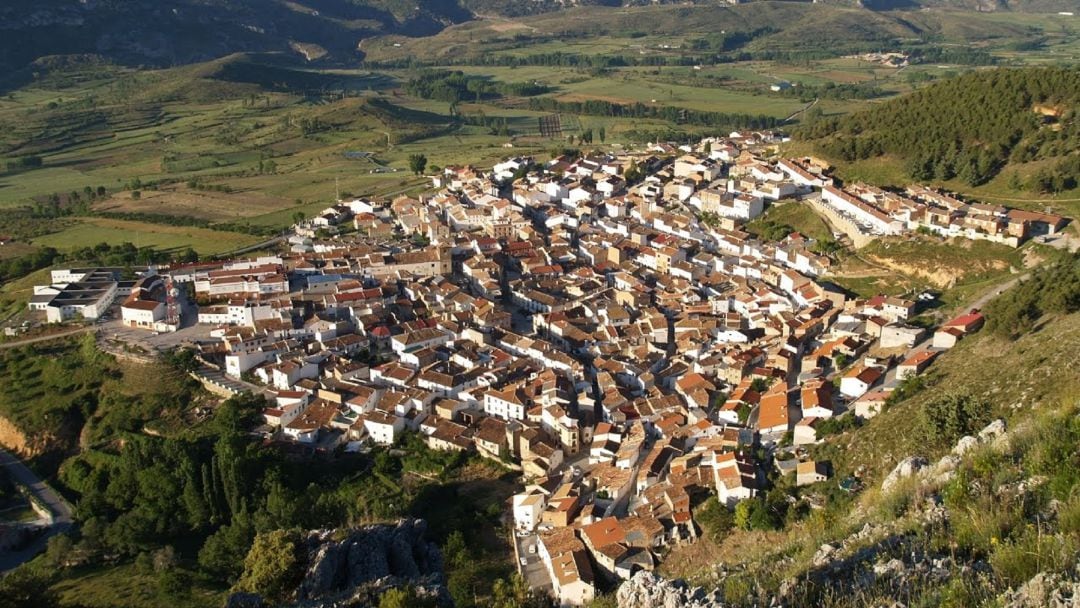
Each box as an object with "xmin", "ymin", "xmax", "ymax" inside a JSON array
[{"xmin": 513, "ymin": 492, "xmax": 547, "ymax": 532}]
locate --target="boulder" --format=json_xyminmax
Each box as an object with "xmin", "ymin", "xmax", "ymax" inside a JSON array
[
  {"xmin": 978, "ymin": 419, "xmax": 1006, "ymax": 442},
  {"xmin": 952, "ymin": 435, "xmax": 978, "ymax": 456},
  {"xmin": 881, "ymin": 456, "xmax": 928, "ymax": 492},
  {"xmin": 1002, "ymin": 569, "xmax": 1080, "ymax": 608},
  {"xmin": 226, "ymin": 519, "xmax": 450, "ymax": 608}
]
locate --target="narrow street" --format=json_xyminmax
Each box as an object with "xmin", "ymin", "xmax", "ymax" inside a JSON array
[{"xmin": 0, "ymin": 448, "xmax": 74, "ymax": 572}]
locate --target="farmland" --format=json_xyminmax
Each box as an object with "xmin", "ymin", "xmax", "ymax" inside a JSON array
[
  {"xmin": 0, "ymin": 3, "xmax": 1074, "ymax": 259},
  {"xmin": 30, "ymin": 218, "xmax": 262, "ymax": 256}
]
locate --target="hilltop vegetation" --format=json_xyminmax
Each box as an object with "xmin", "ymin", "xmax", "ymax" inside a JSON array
[{"xmin": 801, "ymin": 67, "xmax": 1080, "ymax": 190}]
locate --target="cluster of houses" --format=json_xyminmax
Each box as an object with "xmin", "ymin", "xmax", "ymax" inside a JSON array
[
  {"xmin": 815, "ymin": 180, "xmax": 1067, "ymax": 248},
  {"xmin": 26, "ymin": 133, "xmax": 1010, "ymax": 605}
]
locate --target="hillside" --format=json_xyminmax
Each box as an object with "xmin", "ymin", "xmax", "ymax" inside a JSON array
[
  {"xmin": 461, "ymin": 0, "xmax": 1080, "ymax": 14},
  {"xmin": 800, "ymin": 67, "xmax": 1080, "ymax": 193},
  {"xmin": 0, "ymin": 0, "xmax": 471, "ymax": 76}
]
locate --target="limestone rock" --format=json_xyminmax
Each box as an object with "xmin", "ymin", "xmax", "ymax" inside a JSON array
[
  {"xmin": 881, "ymin": 456, "xmax": 928, "ymax": 492},
  {"xmin": 225, "ymin": 519, "xmax": 450, "ymax": 608},
  {"xmin": 978, "ymin": 419, "xmax": 1006, "ymax": 442},
  {"xmin": 616, "ymin": 570, "xmax": 726, "ymax": 608},
  {"xmin": 1002, "ymin": 569, "xmax": 1080, "ymax": 608},
  {"xmin": 952, "ymin": 435, "xmax": 978, "ymax": 455}
]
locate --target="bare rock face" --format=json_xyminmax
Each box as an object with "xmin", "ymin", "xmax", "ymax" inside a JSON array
[
  {"xmin": 226, "ymin": 519, "xmax": 450, "ymax": 608},
  {"xmin": 297, "ymin": 519, "xmax": 445, "ymax": 603},
  {"xmin": 616, "ymin": 571, "xmax": 727, "ymax": 608}
]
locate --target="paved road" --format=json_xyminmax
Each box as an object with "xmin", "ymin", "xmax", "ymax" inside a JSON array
[
  {"xmin": 0, "ymin": 448, "xmax": 74, "ymax": 572},
  {"xmin": 0, "ymin": 326, "xmax": 95, "ymax": 350},
  {"xmin": 210, "ymin": 235, "xmax": 286, "ymax": 260}
]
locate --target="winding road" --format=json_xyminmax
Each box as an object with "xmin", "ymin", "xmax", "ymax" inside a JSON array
[
  {"xmin": 0, "ymin": 326, "xmax": 96, "ymax": 350},
  {"xmin": 0, "ymin": 448, "xmax": 74, "ymax": 572}
]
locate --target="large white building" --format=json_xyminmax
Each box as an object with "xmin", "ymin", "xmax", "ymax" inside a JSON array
[{"xmin": 28, "ymin": 268, "xmax": 149, "ymax": 323}]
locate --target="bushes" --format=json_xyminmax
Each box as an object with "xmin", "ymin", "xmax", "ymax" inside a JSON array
[
  {"xmin": 986, "ymin": 253, "xmax": 1080, "ymax": 340},
  {"xmin": 696, "ymin": 496, "xmax": 734, "ymax": 541},
  {"xmin": 990, "ymin": 530, "xmax": 1077, "ymax": 587},
  {"xmin": 234, "ymin": 529, "xmax": 305, "ymax": 602},
  {"xmin": 916, "ymin": 393, "xmax": 989, "ymax": 448}
]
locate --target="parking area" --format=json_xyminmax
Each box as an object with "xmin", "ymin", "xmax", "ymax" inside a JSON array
[
  {"xmin": 514, "ymin": 532, "xmax": 552, "ymax": 593},
  {"xmin": 98, "ymin": 319, "xmax": 217, "ymax": 353}
]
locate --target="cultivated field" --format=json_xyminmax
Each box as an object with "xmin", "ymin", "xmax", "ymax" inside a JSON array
[{"xmin": 31, "ymin": 218, "xmax": 262, "ymax": 255}]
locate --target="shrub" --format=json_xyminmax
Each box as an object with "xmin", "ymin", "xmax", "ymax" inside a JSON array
[
  {"xmin": 989, "ymin": 530, "xmax": 1075, "ymax": 587},
  {"xmin": 917, "ymin": 393, "xmax": 989, "ymax": 448}
]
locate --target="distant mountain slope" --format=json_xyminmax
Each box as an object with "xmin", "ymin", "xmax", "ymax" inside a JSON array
[
  {"xmin": 0, "ymin": 0, "xmax": 471, "ymax": 73},
  {"xmin": 799, "ymin": 67, "xmax": 1080, "ymax": 189},
  {"xmin": 460, "ymin": 0, "xmax": 1080, "ymax": 14}
]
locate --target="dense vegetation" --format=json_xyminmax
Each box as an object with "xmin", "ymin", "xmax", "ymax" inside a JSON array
[
  {"xmin": 801, "ymin": 67, "xmax": 1080, "ymax": 188},
  {"xmin": 404, "ymin": 70, "xmax": 551, "ymax": 104},
  {"xmin": 985, "ymin": 252, "xmax": 1080, "ymax": 340},
  {"xmin": 0, "ymin": 338, "xmax": 521, "ymax": 607},
  {"xmin": 0, "ymin": 241, "xmax": 201, "ymax": 285}
]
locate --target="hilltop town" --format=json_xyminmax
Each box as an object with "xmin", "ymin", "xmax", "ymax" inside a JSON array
[{"xmin": 21, "ymin": 133, "xmax": 1070, "ymax": 605}]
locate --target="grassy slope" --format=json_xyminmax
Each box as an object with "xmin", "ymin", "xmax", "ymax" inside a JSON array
[
  {"xmin": 746, "ymin": 201, "xmax": 835, "ymax": 242},
  {"xmin": 50, "ymin": 563, "xmax": 226, "ymax": 608},
  {"xmin": 30, "ymin": 218, "xmax": 261, "ymax": 256}
]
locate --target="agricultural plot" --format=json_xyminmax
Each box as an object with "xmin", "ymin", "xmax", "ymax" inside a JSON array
[{"xmin": 31, "ymin": 217, "xmax": 261, "ymax": 255}]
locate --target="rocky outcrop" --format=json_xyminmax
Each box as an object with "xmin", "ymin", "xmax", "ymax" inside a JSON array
[
  {"xmin": 882, "ymin": 419, "xmax": 1009, "ymax": 491},
  {"xmin": 226, "ymin": 519, "xmax": 450, "ymax": 608},
  {"xmin": 880, "ymin": 455, "xmax": 928, "ymax": 491},
  {"xmin": 617, "ymin": 571, "xmax": 727, "ymax": 608},
  {"xmin": 1002, "ymin": 567, "xmax": 1080, "ymax": 608}
]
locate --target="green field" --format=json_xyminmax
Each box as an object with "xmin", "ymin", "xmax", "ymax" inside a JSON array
[
  {"xmin": 31, "ymin": 218, "xmax": 261, "ymax": 255},
  {"xmin": 746, "ymin": 201, "xmax": 835, "ymax": 242},
  {"xmin": 49, "ymin": 563, "xmax": 226, "ymax": 608}
]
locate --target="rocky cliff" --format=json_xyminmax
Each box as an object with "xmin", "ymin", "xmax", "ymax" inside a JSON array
[{"xmin": 227, "ymin": 519, "xmax": 450, "ymax": 608}]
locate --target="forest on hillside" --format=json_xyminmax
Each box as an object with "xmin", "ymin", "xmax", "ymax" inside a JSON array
[{"xmin": 799, "ymin": 67, "xmax": 1080, "ymax": 191}]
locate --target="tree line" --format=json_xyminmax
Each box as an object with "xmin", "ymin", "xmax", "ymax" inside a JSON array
[
  {"xmin": 527, "ymin": 96, "xmax": 781, "ymax": 130},
  {"xmin": 404, "ymin": 70, "xmax": 551, "ymax": 104}
]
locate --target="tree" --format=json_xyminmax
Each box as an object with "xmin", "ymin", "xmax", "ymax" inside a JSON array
[
  {"xmin": 491, "ymin": 574, "xmax": 550, "ymax": 608},
  {"xmin": 379, "ymin": 586, "xmax": 437, "ymax": 608},
  {"xmin": 234, "ymin": 529, "xmax": 303, "ymax": 602},
  {"xmin": 696, "ymin": 496, "xmax": 734, "ymax": 541},
  {"xmin": 408, "ymin": 154, "xmax": 428, "ymax": 176},
  {"xmin": 733, "ymin": 499, "xmax": 754, "ymax": 530},
  {"xmin": 919, "ymin": 393, "xmax": 988, "ymax": 447},
  {"xmin": 443, "ymin": 530, "xmax": 469, "ymax": 568},
  {"xmin": 598, "ymin": 126, "xmax": 606, "ymax": 143},
  {"xmin": 0, "ymin": 566, "xmax": 61, "ymax": 608},
  {"xmin": 44, "ymin": 534, "xmax": 75, "ymax": 568}
]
